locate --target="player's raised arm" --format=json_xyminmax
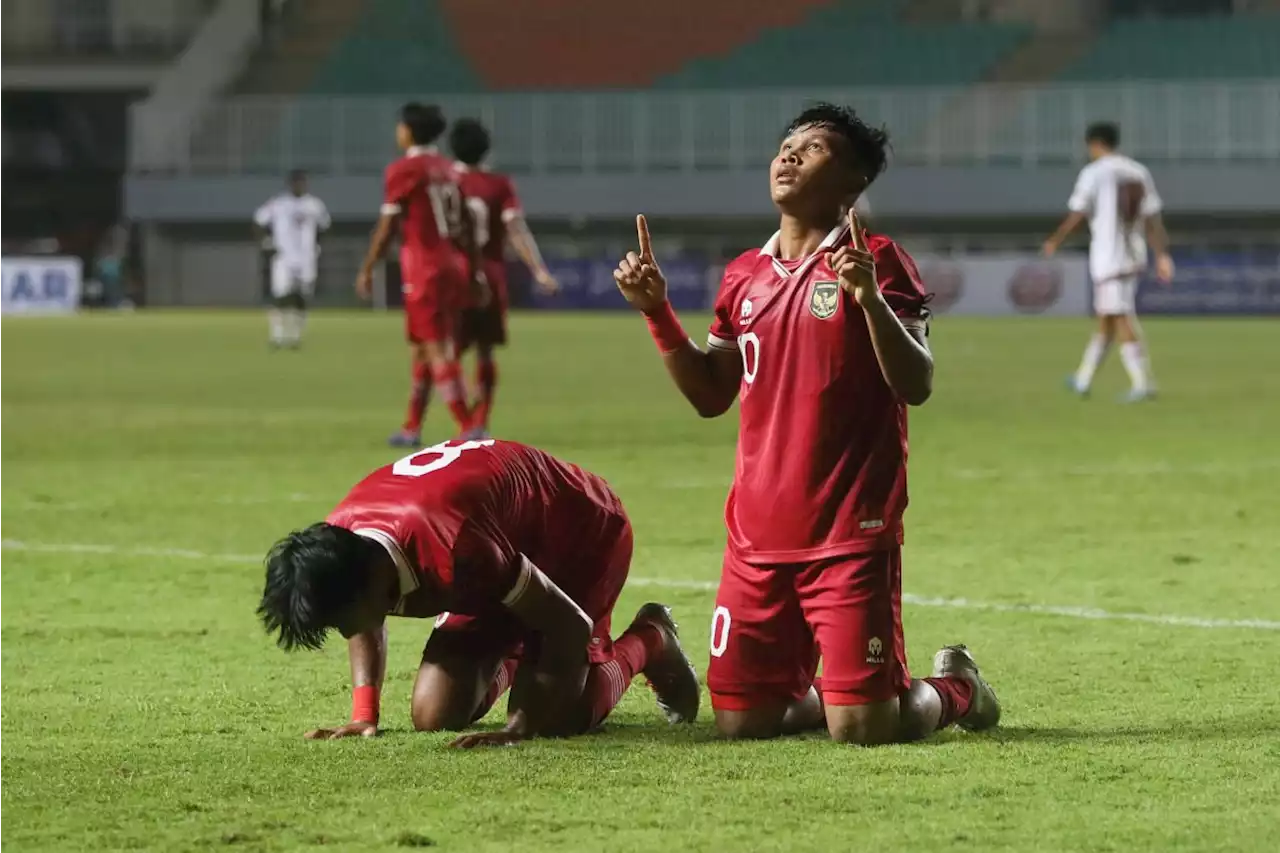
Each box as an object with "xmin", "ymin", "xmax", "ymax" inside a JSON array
[
  {"xmin": 832, "ymin": 210, "xmax": 933, "ymax": 406},
  {"xmin": 615, "ymin": 215, "xmax": 742, "ymax": 418}
]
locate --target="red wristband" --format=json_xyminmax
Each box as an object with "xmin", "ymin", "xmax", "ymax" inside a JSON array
[
  {"xmin": 645, "ymin": 301, "xmax": 690, "ymax": 354},
  {"xmin": 351, "ymin": 684, "xmax": 379, "ymax": 725}
]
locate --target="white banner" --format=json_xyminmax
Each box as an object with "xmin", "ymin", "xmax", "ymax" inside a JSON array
[
  {"xmin": 1, "ymin": 256, "xmax": 83, "ymax": 316},
  {"xmin": 913, "ymin": 255, "xmax": 1090, "ymax": 317}
]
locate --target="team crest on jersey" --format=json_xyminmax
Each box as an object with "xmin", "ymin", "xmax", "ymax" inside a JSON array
[{"xmin": 809, "ymin": 280, "xmax": 840, "ymax": 319}]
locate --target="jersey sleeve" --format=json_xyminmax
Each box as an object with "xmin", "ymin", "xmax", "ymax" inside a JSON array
[
  {"xmin": 381, "ymin": 161, "xmax": 416, "ymax": 216},
  {"xmin": 314, "ymin": 198, "xmax": 332, "ymax": 231},
  {"xmin": 706, "ymin": 266, "xmax": 739, "ymax": 352},
  {"xmin": 1138, "ymin": 167, "xmax": 1163, "ymax": 217},
  {"xmin": 253, "ymin": 199, "xmax": 273, "ymax": 226},
  {"xmin": 443, "ymin": 521, "xmax": 524, "ymax": 610},
  {"xmin": 499, "ymin": 177, "xmax": 523, "ymax": 223},
  {"xmin": 1067, "ymin": 166, "xmax": 1097, "ymax": 213},
  {"xmin": 877, "ymin": 242, "xmax": 931, "ymax": 332}
]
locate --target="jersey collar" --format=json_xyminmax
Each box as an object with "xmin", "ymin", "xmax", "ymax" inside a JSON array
[
  {"xmin": 758, "ymin": 222, "xmax": 849, "ymax": 279},
  {"xmin": 405, "ymin": 145, "xmax": 439, "ymax": 157},
  {"xmin": 354, "ymin": 528, "xmax": 420, "ymax": 604}
]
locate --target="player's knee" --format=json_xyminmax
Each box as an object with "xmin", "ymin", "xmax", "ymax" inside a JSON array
[
  {"xmin": 410, "ymin": 700, "xmax": 471, "ymax": 733},
  {"xmin": 825, "ymin": 699, "xmax": 899, "ymax": 746},
  {"xmin": 713, "ymin": 708, "xmax": 785, "ymax": 740}
]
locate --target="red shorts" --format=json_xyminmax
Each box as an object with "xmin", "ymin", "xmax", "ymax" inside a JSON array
[
  {"xmin": 458, "ymin": 263, "xmax": 508, "ymax": 351},
  {"xmin": 401, "ymin": 249, "xmax": 465, "ymax": 345},
  {"xmin": 428, "ymin": 521, "xmax": 633, "ymax": 666},
  {"xmin": 706, "ymin": 547, "xmax": 909, "ymax": 710}
]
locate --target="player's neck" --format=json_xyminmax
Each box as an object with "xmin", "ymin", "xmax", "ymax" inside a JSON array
[{"xmin": 775, "ymin": 214, "xmax": 841, "ymax": 261}]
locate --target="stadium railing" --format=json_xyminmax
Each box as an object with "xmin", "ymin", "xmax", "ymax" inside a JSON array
[
  {"xmin": 2, "ymin": 0, "xmax": 214, "ymax": 57},
  {"xmin": 129, "ymin": 80, "xmax": 1280, "ymax": 175}
]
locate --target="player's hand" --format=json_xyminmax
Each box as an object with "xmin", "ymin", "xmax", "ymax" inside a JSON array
[
  {"xmin": 831, "ymin": 209, "xmax": 880, "ymax": 307},
  {"xmin": 1154, "ymin": 253, "xmax": 1175, "ymax": 285},
  {"xmin": 614, "ymin": 214, "xmax": 668, "ymax": 314},
  {"xmin": 534, "ymin": 269, "xmax": 560, "ymax": 296},
  {"xmin": 448, "ymin": 730, "xmax": 526, "ymax": 749},
  {"xmin": 1041, "ymin": 238, "xmax": 1059, "ymax": 258},
  {"xmin": 304, "ymin": 721, "xmax": 378, "ymax": 740},
  {"xmin": 355, "ymin": 268, "xmax": 374, "ymax": 300}
]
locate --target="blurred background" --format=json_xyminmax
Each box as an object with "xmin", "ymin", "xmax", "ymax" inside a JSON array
[{"xmin": 3, "ymin": 0, "xmax": 1278, "ymax": 316}]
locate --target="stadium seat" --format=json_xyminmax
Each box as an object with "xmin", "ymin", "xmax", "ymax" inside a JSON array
[{"xmin": 1059, "ymin": 15, "xmax": 1280, "ymax": 81}]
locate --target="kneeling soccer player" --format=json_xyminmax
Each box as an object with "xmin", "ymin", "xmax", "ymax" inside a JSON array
[{"xmin": 258, "ymin": 439, "xmax": 699, "ymax": 747}]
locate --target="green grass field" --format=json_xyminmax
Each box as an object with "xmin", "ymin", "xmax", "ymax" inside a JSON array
[{"xmin": 3, "ymin": 311, "xmax": 1279, "ymax": 853}]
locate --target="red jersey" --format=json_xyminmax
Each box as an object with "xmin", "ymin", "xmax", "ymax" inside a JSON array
[
  {"xmin": 382, "ymin": 146, "xmax": 467, "ymax": 276},
  {"xmin": 454, "ymin": 164, "xmax": 521, "ymax": 267},
  {"xmin": 706, "ymin": 223, "xmax": 930, "ymax": 563},
  {"xmin": 325, "ymin": 440, "xmax": 628, "ymax": 618}
]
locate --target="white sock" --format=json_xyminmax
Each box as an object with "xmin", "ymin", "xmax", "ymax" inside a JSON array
[
  {"xmin": 285, "ymin": 308, "xmax": 305, "ymax": 344},
  {"xmin": 1120, "ymin": 341, "xmax": 1151, "ymax": 393},
  {"xmin": 1074, "ymin": 334, "xmax": 1109, "ymax": 391},
  {"xmin": 268, "ymin": 308, "xmax": 285, "ymax": 344}
]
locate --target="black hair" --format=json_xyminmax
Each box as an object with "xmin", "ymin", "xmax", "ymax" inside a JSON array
[
  {"xmin": 399, "ymin": 102, "xmax": 446, "ymax": 145},
  {"xmin": 1086, "ymin": 122, "xmax": 1120, "ymax": 149},
  {"xmin": 449, "ymin": 118, "xmax": 491, "ymax": 166},
  {"xmin": 257, "ymin": 523, "xmax": 378, "ymax": 651},
  {"xmin": 287, "ymin": 169, "xmax": 307, "ymax": 183},
  {"xmin": 785, "ymin": 102, "xmax": 891, "ymax": 187}
]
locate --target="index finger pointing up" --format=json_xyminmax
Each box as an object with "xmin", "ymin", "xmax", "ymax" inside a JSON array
[
  {"xmin": 636, "ymin": 214, "xmax": 653, "ymax": 261},
  {"xmin": 848, "ymin": 207, "xmax": 868, "ymax": 251}
]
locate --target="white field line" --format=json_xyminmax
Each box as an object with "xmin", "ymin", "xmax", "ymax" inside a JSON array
[{"xmin": 4, "ymin": 538, "xmax": 1277, "ymax": 632}]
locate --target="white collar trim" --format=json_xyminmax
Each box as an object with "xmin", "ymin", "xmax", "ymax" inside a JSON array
[
  {"xmin": 759, "ymin": 223, "xmax": 849, "ymax": 278},
  {"xmin": 354, "ymin": 528, "xmax": 420, "ymax": 598},
  {"xmin": 405, "ymin": 145, "xmax": 438, "ymax": 157}
]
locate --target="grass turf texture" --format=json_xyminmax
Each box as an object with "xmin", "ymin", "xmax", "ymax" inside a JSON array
[{"xmin": 3, "ymin": 311, "xmax": 1278, "ymax": 853}]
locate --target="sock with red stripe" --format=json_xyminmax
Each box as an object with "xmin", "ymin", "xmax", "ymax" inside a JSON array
[
  {"xmin": 402, "ymin": 361, "xmax": 432, "ymax": 433},
  {"xmin": 472, "ymin": 359, "xmax": 498, "ymax": 430},
  {"xmin": 584, "ymin": 624, "xmax": 662, "ymax": 728},
  {"xmin": 470, "ymin": 659, "xmax": 519, "ymax": 725},
  {"xmin": 924, "ymin": 676, "xmax": 974, "ymax": 729},
  {"xmin": 432, "ymin": 361, "xmax": 473, "ymax": 433}
]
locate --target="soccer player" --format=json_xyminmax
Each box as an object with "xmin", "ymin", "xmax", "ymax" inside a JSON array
[
  {"xmin": 613, "ymin": 103, "xmax": 1000, "ymax": 745},
  {"xmin": 253, "ymin": 169, "xmax": 330, "ymax": 349},
  {"xmin": 449, "ymin": 118, "xmax": 560, "ymax": 435},
  {"xmin": 356, "ymin": 103, "xmax": 482, "ymax": 446},
  {"xmin": 1043, "ymin": 122, "xmax": 1174, "ymax": 402},
  {"xmin": 257, "ymin": 438, "xmax": 700, "ymax": 746}
]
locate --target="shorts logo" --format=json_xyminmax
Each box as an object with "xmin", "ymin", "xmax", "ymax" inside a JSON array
[
  {"xmin": 740, "ymin": 298, "xmax": 753, "ymax": 321},
  {"xmin": 867, "ymin": 636, "xmax": 884, "ymax": 665},
  {"xmin": 809, "ymin": 280, "xmax": 840, "ymax": 320},
  {"xmin": 859, "ymin": 519, "xmax": 884, "ymax": 530}
]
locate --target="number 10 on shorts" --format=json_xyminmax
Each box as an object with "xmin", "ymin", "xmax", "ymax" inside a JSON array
[{"xmin": 710, "ymin": 606, "xmax": 731, "ymax": 657}]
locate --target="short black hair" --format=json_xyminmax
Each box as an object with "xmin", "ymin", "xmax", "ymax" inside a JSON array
[
  {"xmin": 257, "ymin": 523, "xmax": 377, "ymax": 651},
  {"xmin": 1086, "ymin": 122, "xmax": 1120, "ymax": 149},
  {"xmin": 399, "ymin": 102, "xmax": 446, "ymax": 145},
  {"xmin": 449, "ymin": 118, "xmax": 491, "ymax": 166},
  {"xmin": 785, "ymin": 102, "xmax": 891, "ymax": 187},
  {"xmin": 288, "ymin": 169, "xmax": 306, "ymax": 183}
]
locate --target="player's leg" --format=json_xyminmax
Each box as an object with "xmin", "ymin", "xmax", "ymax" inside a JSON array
[
  {"xmin": 471, "ymin": 340, "xmax": 497, "ymax": 436},
  {"xmin": 268, "ymin": 259, "xmax": 290, "ymax": 348},
  {"xmin": 469, "ymin": 283, "xmax": 507, "ymax": 436},
  {"xmin": 708, "ymin": 553, "xmax": 823, "ymax": 739},
  {"xmin": 390, "ymin": 334, "xmax": 432, "ymax": 446},
  {"xmin": 285, "ymin": 273, "xmax": 314, "ymax": 347},
  {"xmin": 1113, "ymin": 280, "xmax": 1155, "ymax": 400},
  {"xmin": 413, "ymin": 615, "xmax": 518, "ymax": 731},
  {"xmin": 1072, "ymin": 300, "xmax": 1116, "ymax": 395},
  {"xmin": 798, "ymin": 550, "xmax": 1000, "ymax": 746}
]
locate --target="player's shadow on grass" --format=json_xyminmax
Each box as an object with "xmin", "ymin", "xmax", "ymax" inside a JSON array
[{"xmin": 985, "ymin": 718, "xmax": 1269, "ymax": 745}]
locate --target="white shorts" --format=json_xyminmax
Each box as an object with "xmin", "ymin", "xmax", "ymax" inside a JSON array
[
  {"xmin": 271, "ymin": 257, "xmax": 316, "ymax": 300},
  {"xmin": 1093, "ymin": 275, "xmax": 1137, "ymax": 317}
]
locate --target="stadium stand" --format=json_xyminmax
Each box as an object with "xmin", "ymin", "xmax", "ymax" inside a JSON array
[{"xmin": 1059, "ymin": 14, "xmax": 1280, "ymax": 81}]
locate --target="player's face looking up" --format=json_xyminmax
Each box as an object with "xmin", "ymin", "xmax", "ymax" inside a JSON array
[{"xmin": 770, "ymin": 124, "xmax": 863, "ymax": 219}]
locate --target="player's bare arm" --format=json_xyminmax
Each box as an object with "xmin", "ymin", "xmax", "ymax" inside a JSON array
[
  {"xmin": 356, "ymin": 212, "xmax": 398, "ymax": 299},
  {"xmin": 1145, "ymin": 213, "xmax": 1175, "ymax": 283},
  {"xmin": 506, "ymin": 213, "xmax": 559, "ymax": 295},
  {"xmin": 615, "ymin": 214, "xmax": 742, "ymax": 417},
  {"xmin": 832, "ymin": 210, "xmax": 933, "ymax": 406},
  {"xmin": 305, "ymin": 625, "xmax": 387, "ymax": 740},
  {"xmin": 450, "ymin": 557, "xmax": 592, "ymax": 748},
  {"xmin": 1042, "ymin": 211, "xmax": 1086, "ymax": 257}
]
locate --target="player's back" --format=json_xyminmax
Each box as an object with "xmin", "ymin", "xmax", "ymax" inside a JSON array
[
  {"xmin": 455, "ymin": 166, "xmax": 517, "ymax": 265},
  {"xmin": 328, "ymin": 440, "xmax": 626, "ymax": 585},
  {"xmin": 384, "ymin": 149, "xmax": 465, "ymax": 259},
  {"xmin": 1072, "ymin": 153, "xmax": 1159, "ymax": 280}
]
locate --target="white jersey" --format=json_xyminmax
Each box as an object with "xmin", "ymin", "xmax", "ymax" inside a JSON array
[
  {"xmin": 254, "ymin": 193, "xmax": 330, "ymax": 264},
  {"xmin": 1067, "ymin": 153, "xmax": 1162, "ymax": 283}
]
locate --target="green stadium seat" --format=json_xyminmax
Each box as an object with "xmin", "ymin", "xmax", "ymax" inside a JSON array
[{"xmin": 1060, "ymin": 16, "xmax": 1280, "ymax": 82}]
